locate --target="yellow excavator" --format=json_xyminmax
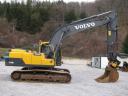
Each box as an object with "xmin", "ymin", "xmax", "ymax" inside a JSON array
[{"xmin": 4, "ymin": 11, "xmax": 120, "ymax": 83}]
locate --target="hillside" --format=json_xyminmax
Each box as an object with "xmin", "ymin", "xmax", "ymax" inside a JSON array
[{"xmin": 0, "ymin": 0, "xmax": 128, "ymax": 58}]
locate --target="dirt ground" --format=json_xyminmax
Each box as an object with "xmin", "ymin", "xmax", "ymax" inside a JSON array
[{"xmin": 0, "ymin": 59, "xmax": 128, "ymax": 96}]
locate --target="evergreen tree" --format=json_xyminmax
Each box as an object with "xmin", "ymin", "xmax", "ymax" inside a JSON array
[
  {"xmin": 64, "ymin": 10, "xmax": 77, "ymax": 23},
  {"xmin": 0, "ymin": 2, "xmax": 4, "ymax": 17},
  {"xmin": 80, "ymin": 12, "xmax": 87, "ymax": 19},
  {"xmin": 39, "ymin": 8, "xmax": 49, "ymax": 23}
]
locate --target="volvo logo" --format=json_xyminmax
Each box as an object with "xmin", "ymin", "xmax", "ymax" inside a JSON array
[{"xmin": 74, "ymin": 22, "xmax": 95, "ymax": 30}]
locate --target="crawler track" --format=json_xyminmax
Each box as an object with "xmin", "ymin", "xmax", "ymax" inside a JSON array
[{"xmin": 11, "ymin": 67, "xmax": 71, "ymax": 83}]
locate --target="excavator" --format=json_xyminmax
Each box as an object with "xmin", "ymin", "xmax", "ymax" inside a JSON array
[{"xmin": 4, "ymin": 11, "xmax": 120, "ymax": 83}]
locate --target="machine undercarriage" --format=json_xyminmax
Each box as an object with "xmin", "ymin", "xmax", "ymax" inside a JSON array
[{"xmin": 11, "ymin": 67, "xmax": 71, "ymax": 83}]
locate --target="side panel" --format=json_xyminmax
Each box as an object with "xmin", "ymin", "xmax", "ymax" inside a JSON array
[
  {"xmin": 31, "ymin": 55, "xmax": 42, "ymax": 65},
  {"xmin": 7, "ymin": 50, "xmax": 55, "ymax": 67},
  {"xmin": 41, "ymin": 58, "xmax": 55, "ymax": 66},
  {"xmin": 22, "ymin": 52, "xmax": 32, "ymax": 64},
  {"xmin": 9, "ymin": 51, "xmax": 32, "ymax": 64}
]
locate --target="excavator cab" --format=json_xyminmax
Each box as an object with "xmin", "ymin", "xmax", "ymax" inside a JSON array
[
  {"xmin": 39, "ymin": 41, "xmax": 53, "ymax": 58},
  {"xmin": 39, "ymin": 41, "xmax": 62, "ymax": 66}
]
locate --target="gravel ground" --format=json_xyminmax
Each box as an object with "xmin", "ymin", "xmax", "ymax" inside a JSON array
[{"xmin": 0, "ymin": 59, "xmax": 128, "ymax": 96}]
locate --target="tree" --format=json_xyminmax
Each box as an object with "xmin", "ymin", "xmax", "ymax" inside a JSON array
[
  {"xmin": 39, "ymin": 7, "xmax": 50, "ymax": 23},
  {"xmin": 80, "ymin": 12, "xmax": 87, "ymax": 19},
  {"xmin": 29, "ymin": 12, "xmax": 42, "ymax": 33},
  {"xmin": 64, "ymin": 10, "xmax": 77, "ymax": 23},
  {"xmin": 0, "ymin": 2, "xmax": 4, "ymax": 17}
]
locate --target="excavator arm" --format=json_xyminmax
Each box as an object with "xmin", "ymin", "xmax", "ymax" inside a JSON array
[
  {"xmin": 48, "ymin": 11, "xmax": 120, "ymax": 83},
  {"xmin": 48, "ymin": 11, "xmax": 117, "ymax": 60}
]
